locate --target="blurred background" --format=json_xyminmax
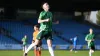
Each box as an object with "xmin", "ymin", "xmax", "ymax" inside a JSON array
[{"xmin": 0, "ymin": 0, "xmax": 100, "ymax": 55}]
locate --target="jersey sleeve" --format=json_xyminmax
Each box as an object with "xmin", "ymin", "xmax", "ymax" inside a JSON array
[
  {"xmin": 85, "ymin": 34, "xmax": 89, "ymax": 41},
  {"xmin": 22, "ymin": 38, "xmax": 24, "ymax": 41},
  {"xmin": 39, "ymin": 12, "xmax": 43, "ymax": 19}
]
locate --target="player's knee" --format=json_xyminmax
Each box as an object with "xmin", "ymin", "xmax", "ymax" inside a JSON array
[
  {"xmin": 47, "ymin": 42, "xmax": 52, "ymax": 47},
  {"xmin": 47, "ymin": 40, "xmax": 52, "ymax": 47},
  {"xmin": 38, "ymin": 47, "xmax": 41, "ymax": 51}
]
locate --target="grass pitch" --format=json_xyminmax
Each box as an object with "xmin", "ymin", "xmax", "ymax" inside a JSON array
[{"xmin": 0, "ymin": 50, "xmax": 100, "ymax": 56}]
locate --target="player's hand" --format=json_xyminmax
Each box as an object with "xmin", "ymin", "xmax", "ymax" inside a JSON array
[
  {"xmin": 45, "ymin": 19, "xmax": 50, "ymax": 22},
  {"xmin": 89, "ymin": 40, "xmax": 92, "ymax": 42},
  {"xmin": 92, "ymin": 39, "xmax": 94, "ymax": 41},
  {"xmin": 56, "ymin": 20, "xmax": 59, "ymax": 24}
]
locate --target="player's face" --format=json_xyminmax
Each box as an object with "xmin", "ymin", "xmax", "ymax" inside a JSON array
[
  {"xmin": 43, "ymin": 3, "xmax": 49, "ymax": 11},
  {"xmin": 34, "ymin": 26, "xmax": 37, "ymax": 31},
  {"xmin": 89, "ymin": 29, "xmax": 93, "ymax": 34},
  {"xmin": 34, "ymin": 26, "xmax": 38, "ymax": 31}
]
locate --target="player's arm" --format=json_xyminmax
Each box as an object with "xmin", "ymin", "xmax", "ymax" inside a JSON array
[
  {"xmin": 32, "ymin": 32, "xmax": 35, "ymax": 43},
  {"xmin": 50, "ymin": 12, "xmax": 59, "ymax": 24},
  {"xmin": 52, "ymin": 20, "xmax": 59, "ymax": 24},
  {"xmin": 38, "ymin": 12, "xmax": 49, "ymax": 23},
  {"xmin": 32, "ymin": 37, "xmax": 35, "ymax": 43},
  {"xmin": 85, "ymin": 35, "xmax": 91, "ymax": 42},
  {"xmin": 22, "ymin": 38, "xmax": 24, "ymax": 42},
  {"xmin": 38, "ymin": 18, "xmax": 49, "ymax": 23},
  {"xmin": 21, "ymin": 39, "xmax": 23, "ymax": 42},
  {"xmin": 85, "ymin": 35, "xmax": 89, "ymax": 41}
]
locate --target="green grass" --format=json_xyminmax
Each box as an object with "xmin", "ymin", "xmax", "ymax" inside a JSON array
[{"xmin": 0, "ymin": 50, "xmax": 100, "ymax": 56}]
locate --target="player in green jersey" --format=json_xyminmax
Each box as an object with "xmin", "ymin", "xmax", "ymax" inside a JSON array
[
  {"xmin": 85, "ymin": 28, "xmax": 95, "ymax": 56},
  {"xmin": 22, "ymin": 35, "xmax": 28, "ymax": 56},
  {"xmin": 24, "ymin": 2, "xmax": 55, "ymax": 56}
]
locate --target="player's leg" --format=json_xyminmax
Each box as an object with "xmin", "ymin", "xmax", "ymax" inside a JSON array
[
  {"xmin": 47, "ymin": 39, "xmax": 54, "ymax": 56},
  {"xmin": 90, "ymin": 45, "xmax": 95, "ymax": 56},
  {"xmin": 90, "ymin": 49, "xmax": 95, "ymax": 56},
  {"xmin": 34, "ymin": 46, "xmax": 37, "ymax": 56},
  {"xmin": 24, "ymin": 30, "xmax": 43, "ymax": 56},
  {"xmin": 37, "ymin": 46, "xmax": 41, "ymax": 56},
  {"xmin": 89, "ymin": 42, "xmax": 95, "ymax": 56},
  {"xmin": 74, "ymin": 43, "xmax": 77, "ymax": 53},
  {"xmin": 23, "ymin": 45, "xmax": 25, "ymax": 56},
  {"xmin": 23, "ymin": 45, "xmax": 25, "ymax": 52},
  {"xmin": 89, "ymin": 49, "xmax": 92, "ymax": 56},
  {"xmin": 37, "ymin": 41, "xmax": 42, "ymax": 56},
  {"xmin": 88, "ymin": 42, "xmax": 92, "ymax": 56},
  {"xmin": 70, "ymin": 43, "xmax": 75, "ymax": 52},
  {"xmin": 91, "ymin": 45, "xmax": 95, "ymax": 53},
  {"xmin": 89, "ymin": 46, "xmax": 93, "ymax": 56},
  {"xmin": 70, "ymin": 45, "xmax": 73, "ymax": 52},
  {"xmin": 25, "ymin": 39, "xmax": 39, "ymax": 54},
  {"xmin": 24, "ymin": 40, "xmax": 40, "ymax": 56},
  {"xmin": 25, "ymin": 45, "xmax": 27, "ymax": 52},
  {"xmin": 91, "ymin": 49, "xmax": 94, "ymax": 53},
  {"xmin": 45, "ymin": 31, "xmax": 54, "ymax": 56}
]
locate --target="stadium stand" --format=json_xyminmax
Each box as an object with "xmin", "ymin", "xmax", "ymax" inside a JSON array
[{"xmin": 0, "ymin": 18, "xmax": 100, "ymax": 50}]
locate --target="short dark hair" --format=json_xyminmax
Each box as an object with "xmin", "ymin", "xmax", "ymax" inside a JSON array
[
  {"xmin": 34, "ymin": 25, "xmax": 39, "ymax": 28},
  {"xmin": 41, "ymin": 2, "xmax": 48, "ymax": 7}
]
